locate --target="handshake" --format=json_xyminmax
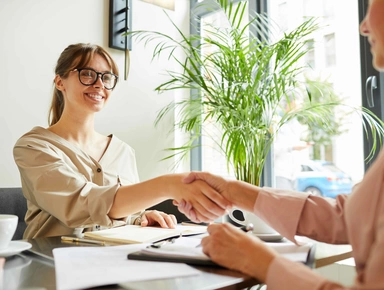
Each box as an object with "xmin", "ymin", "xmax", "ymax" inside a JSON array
[
  {"xmin": 171, "ymin": 171, "xmax": 257, "ymax": 224},
  {"xmin": 171, "ymin": 171, "xmax": 233, "ymax": 224}
]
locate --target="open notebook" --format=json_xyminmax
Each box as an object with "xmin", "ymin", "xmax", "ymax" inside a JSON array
[{"xmin": 83, "ymin": 224, "xmax": 208, "ymax": 244}]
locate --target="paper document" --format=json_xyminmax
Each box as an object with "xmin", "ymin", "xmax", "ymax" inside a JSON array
[
  {"xmin": 128, "ymin": 236, "xmax": 313, "ymax": 266},
  {"xmin": 128, "ymin": 236, "xmax": 218, "ymax": 267},
  {"xmin": 84, "ymin": 224, "xmax": 207, "ymax": 244},
  {"xmin": 53, "ymin": 244, "xmax": 200, "ymax": 290},
  {"xmin": 142, "ymin": 237, "xmax": 210, "ymax": 260}
]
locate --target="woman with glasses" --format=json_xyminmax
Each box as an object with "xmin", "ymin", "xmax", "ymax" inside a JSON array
[
  {"xmin": 176, "ymin": 1, "xmax": 384, "ymax": 289},
  {"xmin": 13, "ymin": 43, "xmax": 231, "ymax": 239}
]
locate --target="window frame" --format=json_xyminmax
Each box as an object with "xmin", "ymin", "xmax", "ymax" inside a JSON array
[{"xmin": 359, "ymin": 0, "xmax": 384, "ymax": 170}]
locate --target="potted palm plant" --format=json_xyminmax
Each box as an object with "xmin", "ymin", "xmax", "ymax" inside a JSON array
[{"xmin": 127, "ymin": 0, "xmax": 384, "ymax": 186}]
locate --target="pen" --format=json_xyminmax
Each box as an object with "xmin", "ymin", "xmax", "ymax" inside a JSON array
[
  {"xmin": 149, "ymin": 233, "xmax": 182, "ymax": 248},
  {"xmin": 240, "ymin": 223, "xmax": 254, "ymax": 233},
  {"xmin": 61, "ymin": 236, "xmax": 106, "ymax": 246}
]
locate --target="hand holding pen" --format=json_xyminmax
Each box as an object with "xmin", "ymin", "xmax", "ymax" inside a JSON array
[{"xmin": 193, "ymin": 223, "xmax": 254, "ymax": 248}]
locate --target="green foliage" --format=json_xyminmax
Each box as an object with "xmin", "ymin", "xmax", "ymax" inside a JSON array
[{"xmin": 126, "ymin": 0, "xmax": 384, "ymax": 185}]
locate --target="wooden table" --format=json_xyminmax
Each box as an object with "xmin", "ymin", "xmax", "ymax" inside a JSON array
[
  {"xmin": 314, "ymin": 241, "xmax": 353, "ymax": 268},
  {"xmin": 1, "ymin": 236, "xmax": 353, "ymax": 289}
]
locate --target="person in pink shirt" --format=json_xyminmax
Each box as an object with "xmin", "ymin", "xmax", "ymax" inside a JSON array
[{"xmin": 175, "ymin": 1, "xmax": 384, "ymax": 289}]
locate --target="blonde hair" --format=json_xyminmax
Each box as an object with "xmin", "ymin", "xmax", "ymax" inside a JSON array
[{"xmin": 48, "ymin": 43, "xmax": 119, "ymax": 126}]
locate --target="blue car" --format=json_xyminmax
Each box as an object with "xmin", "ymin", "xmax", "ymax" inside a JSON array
[{"xmin": 296, "ymin": 160, "xmax": 353, "ymax": 198}]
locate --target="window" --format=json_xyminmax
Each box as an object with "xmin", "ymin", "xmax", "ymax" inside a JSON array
[
  {"xmin": 305, "ymin": 40, "xmax": 316, "ymax": 70},
  {"xmin": 191, "ymin": 0, "xmax": 373, "ymax": 196},
  {"xmin": 324, "ymin": 33, "xmax": 336, "ymax": 67},
  {"xmin": 277, "ymin": 1, "xmax": 288, "ymax": 32},
  {"xmin": 323, "ymin": 0, "xmax": 335, "ymax": 21}
]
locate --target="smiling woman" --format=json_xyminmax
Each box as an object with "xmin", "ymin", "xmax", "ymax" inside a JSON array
[
  {"xmin": 360, "ymin": 0, "xmax": 384, "ymax": 70},
  {"xmin": 52, "ymin": 53, "xmax": 113, "ymax": 119},
  {"xmin": 48, "ymin": 44, "xmax": 120, "ymax": 125},
  {"xmin": 12, "ymin": 42, "xmax": 231, "ymax": 239}
]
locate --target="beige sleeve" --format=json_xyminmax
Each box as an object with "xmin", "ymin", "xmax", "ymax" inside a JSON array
[{"xmin": 14, "ymin": 139, "xmax": 119, "ymax": 228}]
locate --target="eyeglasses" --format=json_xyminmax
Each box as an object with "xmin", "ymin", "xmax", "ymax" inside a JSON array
[{"xmin": 72, "ymin": 68, "xmax": 118, "ymax": 90}]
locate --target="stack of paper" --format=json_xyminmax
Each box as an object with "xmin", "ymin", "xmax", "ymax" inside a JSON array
[{"xmin": 53, "ymin": 244, "xmax": 200, "ymax": 290}]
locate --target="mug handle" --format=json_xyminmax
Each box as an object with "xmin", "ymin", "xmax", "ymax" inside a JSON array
[{"xmin": 228, "ymin": 209, "xmax": 246, "ymax": 226}]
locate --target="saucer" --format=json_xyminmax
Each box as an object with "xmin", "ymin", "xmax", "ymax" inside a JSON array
[
  {"xmin": 254, "ymin": 233, "xmax": 284, "ymax": 242},
  {"xmin": 0, "ymin": 241, "xmax": 32, "ymax": 257}
]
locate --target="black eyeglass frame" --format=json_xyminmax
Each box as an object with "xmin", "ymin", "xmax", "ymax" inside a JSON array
[{"xmin": 72, "ymin": 68, "xmax": 118, "ymax": 90}]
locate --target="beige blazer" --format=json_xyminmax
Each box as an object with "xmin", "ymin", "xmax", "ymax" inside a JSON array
[{"xmin": 13, "ymin": 126, "xmax": 141, "ymax": 239}]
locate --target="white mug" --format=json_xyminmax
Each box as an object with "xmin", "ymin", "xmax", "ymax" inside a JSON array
[
  {"xmin": 0, "ymin": 215, "xmax": 18, "ymax": 250},
  {"xmin": 228, "ymin": 209, "xmax": 277, "ymax": 234}
]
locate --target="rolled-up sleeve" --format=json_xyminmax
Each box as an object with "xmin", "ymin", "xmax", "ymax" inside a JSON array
[
  {"xmin": 267, "ymin": 257, "xmax": 336, "ymax": 290},
  {"xmin": 254, "ymin": 189, "xmax": 349, "ymax": 290},
  {"xmin": 254, "ymin": 188, "xmax": 349, "ymax": 244}
]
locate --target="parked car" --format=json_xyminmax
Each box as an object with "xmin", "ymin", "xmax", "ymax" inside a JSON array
[{"xmin": 296, "ymin": 160, "xmax": 353, "ymax": 198}]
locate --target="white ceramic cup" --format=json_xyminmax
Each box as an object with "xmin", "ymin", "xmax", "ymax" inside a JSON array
[
  {"xmin": 0, "ymin": 215, "xmax": 18, "ymax": 250},
  {"xmin": 228, "ymin": 209, "xmax": 277, "ymax": 234}
]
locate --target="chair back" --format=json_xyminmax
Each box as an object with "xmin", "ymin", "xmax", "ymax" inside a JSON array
[{"xmin": 0, "ymin": 187, "xmax": 27, "ymax": 240}]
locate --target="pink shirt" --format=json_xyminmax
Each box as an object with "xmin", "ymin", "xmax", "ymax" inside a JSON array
[{"xmin": 255, "ymin": 149, "xmax": 384, "ymax": 289}]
